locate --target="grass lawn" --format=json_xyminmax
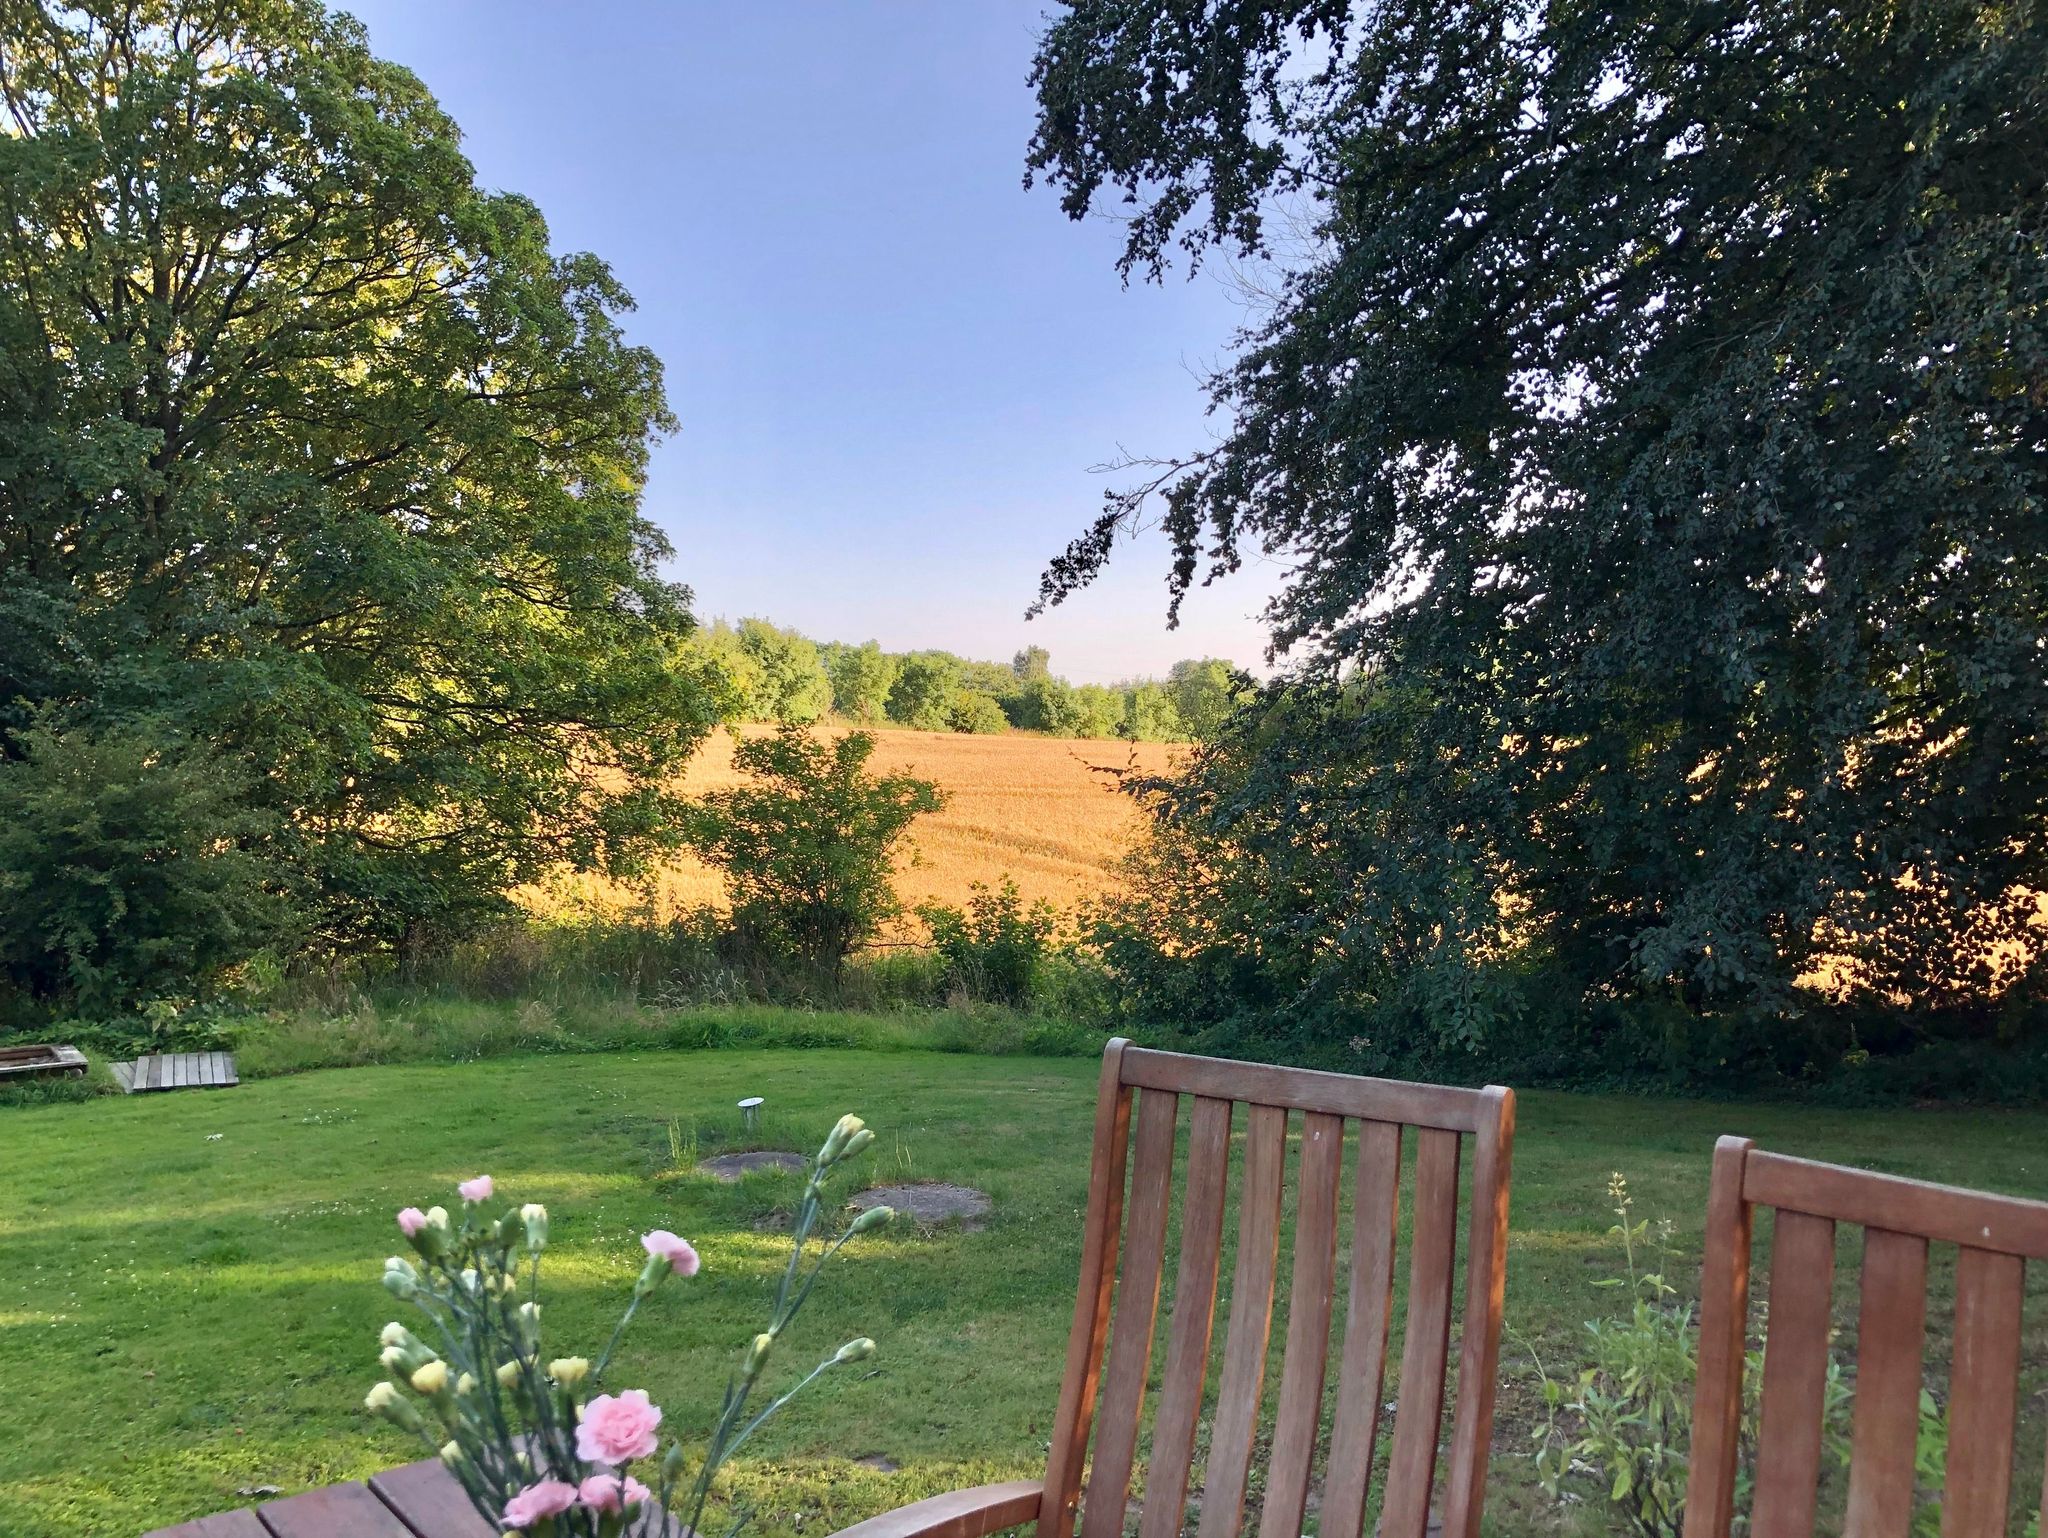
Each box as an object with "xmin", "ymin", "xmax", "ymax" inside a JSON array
[{"xmin": 5, "ymin": 1044, "xmax": 2047, "ymax": 1538}]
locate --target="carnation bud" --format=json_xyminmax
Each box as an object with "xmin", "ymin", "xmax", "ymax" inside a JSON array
[
  {"xmin": 839, "ymin": 1128, "xmax": 876, "ymax": 1161},
  {"xmin": 834, "ymin": 1337, "xmax": 877, "ymax": 1363},
  {"xmin": 382, "ymin": 1257, "xmax": 420, "ymax": 1300},
  {"xmin": 818, "ymin": 1114, "xmax": 866, "ymax": 1166},
  {"xmin": 410, "ymin": 1360, "xmax": 451, "ymax": 1396},
  {"xmin": 496, "ymin": 1360, "xmax": 522, "ymax": 1390},
  {"xmin": 380, "ymin": 1322, "xmax": 411, "ymax": 1349},
  {"xmin": 634, "ymin": 1249, "xmax": 671, "ymax": 1299},
  {"xmin": 365, "ymin": 1381, "xmax": 424, "ymax": 1433},
  {"xmin": 662, "ymin": 1443, "xmax": 687, "ymax": 1483},
  {"xmin": 520, "ymin": 1203, "xmax": 549, "ymax": 1251},
  {"xmin": 848, "ymin": 1205, "xmax": 893, "ymax": 1235},
  {"xmin": 439, "ymin": 1440, "xmax": 463, "ymax": 1467},
  {"xmin": 548, "ymin": 1357, "xmax": 590, "ymax": 1387},
  {"xmin": 743, "ymin": 1332, "xmax": 773, "ymax": 1380},
  {"xmin": 455, "ymin": 1372, "xmax": 477, "ymax": 1397}
]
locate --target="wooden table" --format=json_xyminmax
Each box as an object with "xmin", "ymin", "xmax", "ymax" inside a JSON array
[{"xmin": 144, "ymin": 1459, "xmax": 685, "ymax": 1537}]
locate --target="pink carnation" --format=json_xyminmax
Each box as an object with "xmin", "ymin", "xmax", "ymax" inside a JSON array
[
  {"xmin": 641, "ymin": 1229, "xmax": 700, "ymax": 1277},
  {"xmin": 574, "ymin": 1388, "xmax": 663, "ymax": 1465},
  {"xmin": 458, "ymin": 1174, "xmax": 494, "ymax": 1204},
  {"xmin": 579, "ymin": 1473, "xmax": 652, "ymax": 1513},
  {"xmin": 502, "ymin": 1479, "xmax": 578, "ymax": 1528},
  {"xmin": 396, "ymin": 1207, "xmax": 427, "ymax": 1237}
]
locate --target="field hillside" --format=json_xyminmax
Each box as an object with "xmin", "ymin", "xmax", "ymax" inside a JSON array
[{"xmin": 531, "ymin": 726, "xmax": 1184, "ymax": 927}]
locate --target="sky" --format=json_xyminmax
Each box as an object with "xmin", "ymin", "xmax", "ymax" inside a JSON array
[{"xmin": 339, "ymin": 1, "xmax": 1287, "ymax": 684}]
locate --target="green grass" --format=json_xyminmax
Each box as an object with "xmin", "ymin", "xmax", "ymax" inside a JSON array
[{"xmin": 5, "ymin": 1042, "xmax": 2047, "ymax": 1538}]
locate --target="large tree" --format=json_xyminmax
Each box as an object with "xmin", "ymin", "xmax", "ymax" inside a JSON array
[
  {"xmin": 0, "ymin": 0, "xmax": 718, "ymax": 956},
  {"xmin": 1029, "ymin": 0, "xmax": 2048, "ymax": 1018}
]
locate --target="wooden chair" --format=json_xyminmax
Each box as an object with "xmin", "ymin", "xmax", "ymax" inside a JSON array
[
  {"xmin": 836, "ymin": 1039, "xmax": 1517, "ymax": 1538},
  {"xmin": 1684, "ymin": 1136, "xmax": 2048, "ymax": 1538}
]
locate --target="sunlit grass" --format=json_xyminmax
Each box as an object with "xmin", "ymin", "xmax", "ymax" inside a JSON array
[{"xmin": 5, "ymin": 1043, "xmax": 2047, "ymax": 1538}]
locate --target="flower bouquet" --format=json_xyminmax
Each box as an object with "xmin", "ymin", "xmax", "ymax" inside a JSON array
[{"xmin": 366, "ymin": 1114, "xmax": 891, "ymax": 1536}]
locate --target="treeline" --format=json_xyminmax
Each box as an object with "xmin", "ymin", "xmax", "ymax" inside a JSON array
[{"xmin": 692, "ymin": 618, "xmax": 1244, "ymax": 742}]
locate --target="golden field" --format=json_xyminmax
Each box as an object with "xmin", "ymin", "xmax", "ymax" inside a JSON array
[{"xmin": 527, "ymin": 725, "xmax": 1183, "ymax": 930}]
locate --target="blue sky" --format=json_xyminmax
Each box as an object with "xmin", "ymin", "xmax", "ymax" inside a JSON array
[{"xmin": 340, "ymin": 1, "xmax": 1284, "ymax": 684}]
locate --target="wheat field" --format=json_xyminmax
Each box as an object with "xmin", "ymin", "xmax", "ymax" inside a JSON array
[{"xmin": 526, "ymin": 726, "xmax": 1183, "ymax": 928}]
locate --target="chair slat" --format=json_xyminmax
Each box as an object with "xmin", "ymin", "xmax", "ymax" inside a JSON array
[
  {"xmin": 1381, "ymin": 1128, "xmax": 1461, "ymax": 1538},
  {"xmin": 1081, "ymin": 1087, "xmax": 1180, "ymax": 1538},
  {"xmin": 1138, "ymin": 1097, "xmax": 1234, "ymax": 1538},
  {"xmin": 1843, "ymin": 1228, "xmax": 1930, "ymax": 1538},
  {"xmin": 1258, "ymin": 1111, "xmax": 1346, "ymax": 1538},
  {"xmin": 1941, "ymin": 1247, "xmax": 2024, "ymax": 1538},
  {"xmin": 1194, "ymin": 1104, "xmax": 1289, "ymax": 1538},
  {"xmin": 1442, "ymin": 1089, "xmax": 1514, "ymax": 1538},
  {"xmin": 1042, "ymin": 1041, "xmax": 1135, "ymax": 1538},
  {"xmin": 1751, "ymin": 1211, "xmax": 1837, "ymax": 1538},
  {"xmin": 1321, "ymin": 1121, "xmax": 1404, "ymax": 1538}
]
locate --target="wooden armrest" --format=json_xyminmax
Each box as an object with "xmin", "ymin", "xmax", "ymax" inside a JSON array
[{"xmin": 830, "ymin": 1480, "xmax": 1043, "ymax": 1538}]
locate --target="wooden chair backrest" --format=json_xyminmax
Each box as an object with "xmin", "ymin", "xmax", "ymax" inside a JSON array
[
  {"xmin": 1038, "ymin": 1040, "xmax": 1516, "ymax": 1538},
  {"xmin": 1684, "ymin": 1135, "xmax": 2048, "ymax": 1538}
]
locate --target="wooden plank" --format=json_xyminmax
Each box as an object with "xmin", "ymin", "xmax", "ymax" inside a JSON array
[
  {"xmin": 1080, "ymin": 1086, "xmax": 1179, "ymax": 1538},
  {"xmin": 368, "ymin": 1457, "xmax": 498, "ymax": 1538},
  {"xmin": 220, "ymin": 1052, "xmax": 240, "ymax": 1087},
  {"xmin": 1940, "ymin": 1247, "xmax": 2025, "ymax": 1538},
  {"xmin": 1040, "ymin": 1039, "xmax": 1134, "ymax": 1538},
  {"xmin": 1750, "ymin": 1210, "xmax": 1836, "ymax": 1538},
  {"xmin": 1120, "ymin": 1047, "xmax": 1492, "ymax": 1133},
  {"xmin": 834, "ymin": 1482, "xmax": 1044, "ymax": 1538},
  {"xmin": 143, "ymin": 1509, "xmax": 270, "ymax": 1538},
  {"xmin": 1442, "ymin": 1087, "xmax": 1514, "ymax": 1538},
  {"xmin": 1259, "ymin": 1111, "xmax": 1346, "ymax": 1538},
  {"xmin": 111, "ymin": 1059, "xmax": 136, "ymax": 1093},
  {"xmin": 1321, "ymin": 1121, "xmax": 1403, "ymax": 1538},
  {"xmin": 259, "ymin": 1482, "xmax": 414, "ymax": 1538},
  {"xmin": 1381, "ymin": 1128, "xmax": 1460, "ymax": 1538},
  {"xmin": 173, "ymin": 1054, "xmax": 190, "ymax": 1089},
  {"xmin": 1194, "ymin": 1102, "xmax": 1288, "ymax": 1538},
  {"xmin": 1745, "ymin": 1151, "xmax": 2048, "ymax": 1259},
  {"xmin": 1843, "ymin": 1228, "xmax": 1930, "ymax": 1538},
  {"xmin": 1685, "ymin": 1138, "xmax": 1759, "ymax": 1538},
  {"xmin": 1137, "ymin": 1096, "xmax": 1233, "ymax": 1538}
]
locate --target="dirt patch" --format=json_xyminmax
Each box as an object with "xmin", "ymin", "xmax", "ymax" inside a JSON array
[
  {"xmin": 855, "ymin": 1454, "xmax": 900, "ymax": 1473},
  {"xmin": 852, "ymin": 1182, "xmax": 992, "ymax": 1229},
  {"xmin": 700, "ymin": 1151, "xmax": 808, "ymax": 1182}
]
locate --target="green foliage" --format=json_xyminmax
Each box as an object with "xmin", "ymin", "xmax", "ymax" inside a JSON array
[
  {"xmin": 920, "ymin": 880, "xmax": 1060, "ymax": 1007},
  {"xmin": 1119, "ymin": 681, "xmax": 1183, "ymax": 743},
  {"xmin": 1166, "ymin": 658, "xmax": 1246, "ymax": 741},
  {"xmin": 946, "ymin": 689, "xmax": 1011, "ymax": 735},
  {"xmin": 1027, "ymin": 0, "xmax": 2048, "ymax": 1021},
  {"xmin": 0, "ymin": 719, "xmax": 286, "ymax": 1015},
  {"xmin": 686, "ymin": 727, "xmax": 944, "ymax": 971},
  {"xmin": 1010, "ymin": 674, "xmax": 1076, "ymax": 733},
  {"xmin": 826, "ymin": 641, "xmax": 899, "ymax": 723},
  {"xmin": 0, "ymin": 0, "xmax": 718, "ymax": 962},
  {"xmin": 886, "ymin": 653, "xmax": 962, "ymax": 731},
  {"xmin": 736, "ymin": 618, "xmax": 832, "ymax": 724},
  {"xmin": 1068, "ymin": 684, "xmax": 1126, "ymax": 739}
]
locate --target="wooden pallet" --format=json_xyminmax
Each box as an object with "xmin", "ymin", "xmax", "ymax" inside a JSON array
[
  {"xmin": 0, "ymin": 1043, "xmax": 87, "ymax": 1081},
  {"xmin": 114, "ymin": 1051, "xmax": 239, "ymax": 1093}
]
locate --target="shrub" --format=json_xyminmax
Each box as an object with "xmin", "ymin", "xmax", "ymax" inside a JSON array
[
  {"xmin": 685, "ymin": 727, "xmax": 943, "ymax": 973},
  {"xmin": 0, "ymin": 720, "xmax": 287, "ymax": 1015},
  {"xmin": 946, "ymin": 690, "xmax": 1011, "ymax": 735},
  {"xmin": 920, "ymin": 880, "xmax": 1059, "ymax": 1006}
]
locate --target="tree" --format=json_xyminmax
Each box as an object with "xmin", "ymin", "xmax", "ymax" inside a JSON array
[
  {"xmin": 1012, "ymin": 646, "xmax": 1052, "ymax": 683},
  {"xmin": 827, "ymin": 641, "xmax": 898, "ymax": 722},
  {"xmin": 1121, "ymin": 682, "xmax": 1184, "ymax": 743},
  {"xmin": 1012, "ymin": 674, "xmax": 1077, "ymax": 733},
  {"xmin": 686, "ymin": 727, "xmax": 944, "ymax": 971},
  {"xmin": 1167, "ymin": 658, "xmax": 1244, "ymax": 740},
  {"xmin": 1028, "ymin": 0, "xmax": 2048, "ymax": 1016},
  {"xmin": 0, "ymin": 0, "xmax": 719, "ymax": 955},
  {"xmin": 947, "ymin": 690, "xmax": 1011, "ymax": 734},
  {"xmin": 736, "ymin": 618, "xmax": 831, "ymax": 723},
  {"xmin": 887, "ymin": 652, "xmax": 962, "ymax": 731},
  {"xmin": 0, "ymin": 718, "xmax": 287, "ymax": 1013},
  {"xmin": 1069, "ymin": 684, "xmax": 1126, "ymax": 739}
]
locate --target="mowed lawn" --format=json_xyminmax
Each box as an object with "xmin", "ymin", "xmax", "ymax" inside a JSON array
[{"xmin": 5, "ymin": 1047, "xmax": 2048, "ymax": 1538}]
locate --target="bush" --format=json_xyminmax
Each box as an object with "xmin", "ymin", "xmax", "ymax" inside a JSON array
[
  {"xmin": 686, "ymin": 726, "xmax": 944, "ymax": 972},
  {"xmin": 946, "ymin": 690, "xmax": 1010, "ymax": 735},
  {"xmin": 921, "ymin": 880, "xmax": 1059, "ymax": 1006},
  {"xmin": 0, "ymin": 720, "xmax": 287, "ymax": 1016}
]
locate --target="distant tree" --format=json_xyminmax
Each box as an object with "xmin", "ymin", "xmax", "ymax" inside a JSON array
[
  {"xmin": 887, "ymin": 652, "xmax": 963, "ymax": 731},
  {"xmin": 1012, "ymin": 674, "xmax": 1077, "ymax": 733},
  {"xmin": 948, "ymin": 690, "xmax": 1011, "ymax": 735},
  {"xmin": 1122, "ymin": 683, "xmax": 1185, "ymax": 743},
  {"xmin": 1012, "ymin": 646, "xmax": 1052, "ymax": 683},
  {"xmin": 1069, "ymin": 684, "xmax": 1126, "ymax": 739},
  {"xmin": 1029, "ymin": 0, "xmax": 2048, "ymax": 1014},
  {"xmin": 737, "ymin": 619, "xmax": 831, "ymax": 723},
  {"xmin": 1167, "ymin": 659, "xmax": 1245, "ymax": 741},
  {"xmin": 827, "ymin": 641, "xmax": 899, "ymax": 722},
  {"xmin": 0, "ymin": 0, "xmax": 717, "ymax": 957},
  {"xmin": 686, "ymin": 727, "xmax": 944, "ymax": 972}
]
